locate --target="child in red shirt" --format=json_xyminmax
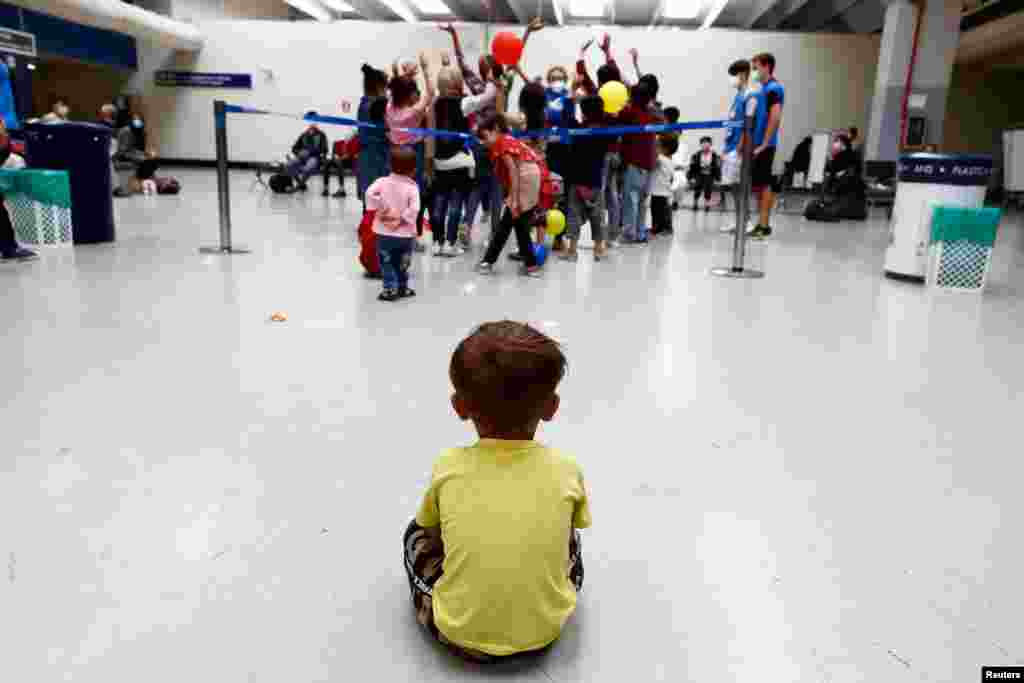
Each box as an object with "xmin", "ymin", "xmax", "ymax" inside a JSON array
[{"xmin": 475, "ymin": 114, "xmax": 543, "ymax": 277}]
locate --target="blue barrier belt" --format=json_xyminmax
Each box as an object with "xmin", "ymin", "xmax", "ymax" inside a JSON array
[{"xmin": 222, "ymin": 104, "xmax": 743, "ymax": 146}]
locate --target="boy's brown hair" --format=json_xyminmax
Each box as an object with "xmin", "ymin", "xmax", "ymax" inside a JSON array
[
  {"xmin": 449, "ymin": 321, "xmax": 567, "ymax": 432},
  {"xmin": 391, "ymin": 146, "xmax": 417, "ymax": 177}
]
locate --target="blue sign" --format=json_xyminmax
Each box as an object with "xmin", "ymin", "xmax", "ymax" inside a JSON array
[
  {"xmin": 155, "ymin": 71, "xmax": 252, "ymax": 89},
  {"xmin": 898, "ymin": 154, "xmax": 993, "ymax": 186}
]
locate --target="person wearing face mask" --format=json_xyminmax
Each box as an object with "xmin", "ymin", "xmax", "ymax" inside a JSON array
[
  {"xmin": 747, "ymin": 52, "xmax": 785, "ymax": 240},
  {"xmin": 687, "ymin": 137, "xmax": 722, "ymax": 211},
  {"xmin": 542, "ymin": 66, "xmax": 574, "ymax": 252},
  {"xmin": 803, "ymin": 134, "xmax": 867, "ymax": 222},
  {"xmin": 719, "ymin": 60, "xmax": 752, "ymax": 233}
]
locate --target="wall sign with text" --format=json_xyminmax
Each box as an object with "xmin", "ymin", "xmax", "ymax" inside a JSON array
[
  {"xmin": 155, "ymin": 71, "xmax": 253, "ymax": 89},
  {"xmin": 898, "ymin": 154, "xmax": 993, "ymax": 187},
  {"xmin": 0, "ymin": 28, "xmax": 36, "ymax": 58}
]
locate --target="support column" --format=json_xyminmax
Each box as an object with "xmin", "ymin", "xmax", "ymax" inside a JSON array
[
  {"xmin": 865, "ymin": 0, "xmax": 918, "ymax": 162},
  {"xmin": 911, "ymin": 0, "xmax": 962, "ymax": 148},
  {"xmin": 865, "ymin": 0, "xmax": 962, "ymax": 161}
]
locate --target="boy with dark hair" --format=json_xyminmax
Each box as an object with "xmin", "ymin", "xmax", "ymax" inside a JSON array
[
  {"xmin": 404, "ymin": 320, "xmax": 590, "ymax": 661},
  {"xmin": 721, "ymin": 59, "xmax": 753, "ymax": 233},
  {"xmin": 748, "ymin": 52, "xmax": 785, "ymax": 239},
  {"xmin": 562, "ymin": 96, "xmax": 610, "ymax": 261},
  {"xmin": 687, "ymin": 136, "xmax": 722, "ymax": 211}
]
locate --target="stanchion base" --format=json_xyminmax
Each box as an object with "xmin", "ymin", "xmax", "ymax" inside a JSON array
[
  {"xmin": 200, "ymin": 246, "xmax": 251, "ymax": 255},
  {"xmin": 710, "ymin": 266, "xmax": 765, "ymax": 279}
]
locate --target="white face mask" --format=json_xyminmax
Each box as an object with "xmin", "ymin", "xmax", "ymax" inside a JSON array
[
  {"xmin": 729, "ymin": 75, "xmax": 740, "ymax": 89},
  {"xmin": 549, "ymin": 81, "xmax": 567, "ymax": 93}
]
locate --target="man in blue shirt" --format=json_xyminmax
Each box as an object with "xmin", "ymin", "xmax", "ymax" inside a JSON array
[
  {"xmin": 749, "ymin": 52, "xmax": 785, "ymax": 239},
  {"xmin": 721, "ymin": 59, "xmax": 752, "ymax": 233}
]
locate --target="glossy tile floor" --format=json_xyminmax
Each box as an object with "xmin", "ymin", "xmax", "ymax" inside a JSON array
[{"xmin": 3, "ymin": 169, "xmax": 1023, "ymax": 682}]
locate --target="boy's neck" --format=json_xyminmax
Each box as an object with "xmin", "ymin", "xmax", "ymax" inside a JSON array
[{"xmin": 475, "ymin": 422, "xmax": 540, "ymax": 441}]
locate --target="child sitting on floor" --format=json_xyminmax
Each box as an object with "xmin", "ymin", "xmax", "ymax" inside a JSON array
[
  {"xmin": 365, "ymin": 147, "xmax": 420, "ymax": 301},
  {"xmin": 403, "ymin": 320, "xmax": 591, "ymax": 661}
]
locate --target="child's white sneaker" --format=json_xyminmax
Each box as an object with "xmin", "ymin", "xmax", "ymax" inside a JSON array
[{"xmin": 432, "ymin": 242, "xmax": 443, "ymax": 256}]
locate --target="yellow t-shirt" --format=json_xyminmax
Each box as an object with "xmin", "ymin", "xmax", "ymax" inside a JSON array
[{"xmin": 416, "ymin": 439, "xmax": 592, "ymax": 656}]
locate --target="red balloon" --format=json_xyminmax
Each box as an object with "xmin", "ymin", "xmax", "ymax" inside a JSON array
[{"xmin": 491, "ymin": 31, "xmax": 524, "ymax": 66}]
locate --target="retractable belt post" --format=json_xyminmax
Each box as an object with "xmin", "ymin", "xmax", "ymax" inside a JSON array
[
  {"xmin": 711, "ymin": 105, "xmax": 764, "ymax": 280},
  {"xmin": 201, "ymin": 99, "xmax": 250, "ymax": 255}
]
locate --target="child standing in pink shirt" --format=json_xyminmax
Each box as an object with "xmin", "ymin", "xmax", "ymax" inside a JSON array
[{"xmin": 365, "ymin": 147, "xmax": 421, "ymax": 302}]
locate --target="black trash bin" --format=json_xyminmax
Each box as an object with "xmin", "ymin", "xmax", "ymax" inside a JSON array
[{"xmin": 24, "ymin": 122, "xmax": 115, "ymax": 244}]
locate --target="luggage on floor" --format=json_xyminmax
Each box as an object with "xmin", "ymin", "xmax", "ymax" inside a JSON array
[
  {"xmin": 804, "ymin": 195, "xmax": 867, "ymax": 222},
  {"xmin": 269, "ymin": 173, "xmax": 293, "ymax": 194}
]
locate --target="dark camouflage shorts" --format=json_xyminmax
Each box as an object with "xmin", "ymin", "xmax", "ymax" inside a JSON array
[{"xmin": 403, "ymin": 519, "xmax": 584, "ymax": 661}]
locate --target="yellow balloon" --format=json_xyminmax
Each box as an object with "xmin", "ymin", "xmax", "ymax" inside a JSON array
[
  {"xmin": 546, "ymin": 209, "xmax": 566, "ymax": 237},
  {"xmin": 599, "ymin": 81, "xmax": 629, "ymax": 114}
]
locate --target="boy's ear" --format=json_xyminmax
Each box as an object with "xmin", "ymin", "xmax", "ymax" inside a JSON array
[
  {"xmin": 540, "ymin": 393, "xmax": 560, "ymax": 422},
  {"xmin": 452, "ymin": 393, "xmax": 471, "ymax": 421}
]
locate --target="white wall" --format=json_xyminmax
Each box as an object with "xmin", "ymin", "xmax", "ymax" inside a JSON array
[{"xmin": 133, "ymin": 20, "xmax": 880, "ymax": 166}]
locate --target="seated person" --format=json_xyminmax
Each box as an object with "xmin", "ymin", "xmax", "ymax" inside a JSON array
[
  {"xmin": 404, "ymin": 320, "xmax": 590, "ymax": 661},
  {"xmin": 286, "ymin": 123, "xmax": 328, "ymax": 192},
  {"xmin": 805, "ymin": 134, "xmax": 867, "ymax": 221},
  {"xmin": 686, "ymin": 136, "xmax": 722, "ymax": 210},
  {"xmin": 38, "ymin": 97, "xmax": 71, "ymax": 124}
]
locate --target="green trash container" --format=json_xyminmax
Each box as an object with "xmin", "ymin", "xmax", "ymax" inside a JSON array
[
  {"xmin": 927, "ymin": 206, "xmax": 1001, "ymax": 291},
  {"xmin": 0, "ymin": 169, "xmax": 73, "ymax": 246}
]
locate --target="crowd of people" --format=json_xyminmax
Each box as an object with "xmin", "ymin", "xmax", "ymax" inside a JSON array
[{"xmin": 356, "ymin": 22, "xmax": 788, "ymax": 301}]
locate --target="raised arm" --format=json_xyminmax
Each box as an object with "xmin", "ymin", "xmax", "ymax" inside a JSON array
[
  {"xmin": 440, "ymin": 23, "xmax": 485, "ymax": 95},
  {"xmin": 418, "ymin": 52, "xmax": 436, "ymax": 111},
  {"xmin": 629, "ymin": 48, "xmax": 641, "ymax": 81},
  {"xmin": 576, "ymin": 38, "xmax": 597, "ymax": 96}
]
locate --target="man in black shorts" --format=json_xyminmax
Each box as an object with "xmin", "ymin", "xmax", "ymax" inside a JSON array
[{"xmin": 748, "ymin": 53, "xmax": 785, "ymax": 239}]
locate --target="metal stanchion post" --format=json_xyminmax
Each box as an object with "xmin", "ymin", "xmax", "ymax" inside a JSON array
[
  {"xmin": 711, "ymin": 112, "xmax": 764, "ymax": 279},
  {"xmin": 201, "ymin": 100, "xmax": 250, "ymax": 255}
]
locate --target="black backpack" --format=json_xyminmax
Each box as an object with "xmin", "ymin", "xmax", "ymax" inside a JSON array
[{"xmin": 269, "ymin": 173, "xmax": 293, "ymax": 194}]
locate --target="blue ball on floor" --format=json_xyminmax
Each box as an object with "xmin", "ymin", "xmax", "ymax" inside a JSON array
[{"xmin": 533, "ymin": 243, "xmax": 548, "ymax": 266}]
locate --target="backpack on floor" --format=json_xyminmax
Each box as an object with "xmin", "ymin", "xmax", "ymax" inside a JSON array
[
  {"xmin": 358, "ymin": 209, "xmax": 381, "ymax": 276},
  {"xmin": 269, "ymin": 173, "xmax": 293, "ymax": 194},
  {"xmin": 155, "ymin": 176, "xmax": 181, "ymax": 195}
]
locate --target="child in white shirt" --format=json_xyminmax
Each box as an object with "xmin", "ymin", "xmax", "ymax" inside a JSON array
[{"xmin": 650, "ymin": 135, "xmax": 678, "ymax": 236}]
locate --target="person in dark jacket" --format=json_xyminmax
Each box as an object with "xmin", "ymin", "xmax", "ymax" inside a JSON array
[
  {"xmin": 687, "ymin": 136, "xmax": 722, "ymax": 210},
  {"xmin": 0, "ymin": 121, "xmax": 36, "ymax": 260},
  {"xmin": 804, "ymin": 134, "xmax": 867, "ymax": 221},
  {"xmin": 357, "ymin": 64, "xmax": 390, "ymax": 205},
  {"xmin": 287, "ymin": 123, "xmax": 328, "ymax": 192}
]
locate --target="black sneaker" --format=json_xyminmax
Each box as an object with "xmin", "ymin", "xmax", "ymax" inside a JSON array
[
  {"xmin": 398, "ymin": 287, "xmax": 416, "ymax": 298},
  {"xmin": 1, "ymin": 247, "xmax": 37, "ymax": 261},
  {"xmin": 378, "ymin": 288, "xmax": 400, "ymax": 302},
  {"xmin": 749, "ymin": 225, "xmax": 773, "ymax": 240},
  {"xmin": 508, "ymin": 252, "xmax": 523, "ymax": 261}
]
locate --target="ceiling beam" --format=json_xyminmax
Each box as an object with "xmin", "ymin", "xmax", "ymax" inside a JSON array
[
  {"xmin": 343, "ymin": 0, "xmax": 405, "ymax": 20},
  {"xmin": 503, "ymin": 0, "xmax": 529, "ymax": 22},
  {"xmin": 828, "ymin": 0, "xmax": 885, "ymax": 32},
  {"xmin": 780, "ymin": 0, "xmax": 866, "ymax": 30},
  {"xmin": 750, "ymin": 0, "xmax": 814, "ymax": 29}
]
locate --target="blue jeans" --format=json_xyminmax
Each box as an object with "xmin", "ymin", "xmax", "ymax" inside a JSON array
[
  {"xmin": 376, "ymin": 234, "xmax": 414, "ymax": 291},
  {"xmin": 602, "ymin": 153, "xmax": 622, "ymax": 240},
  {"xmin": 464, "ymin": 174, "xmax": 502, "ymax": 236},
  {"xmin": 287, "ymin": 155, "xmax": 320, "ymax": 184},
  {"xmin": 622, "ymin": 164, "xmax": 651, "ymax": 241},
  {"xmin": 431, "ymin": 170, "xmax": 468, "ymax": 246}
]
